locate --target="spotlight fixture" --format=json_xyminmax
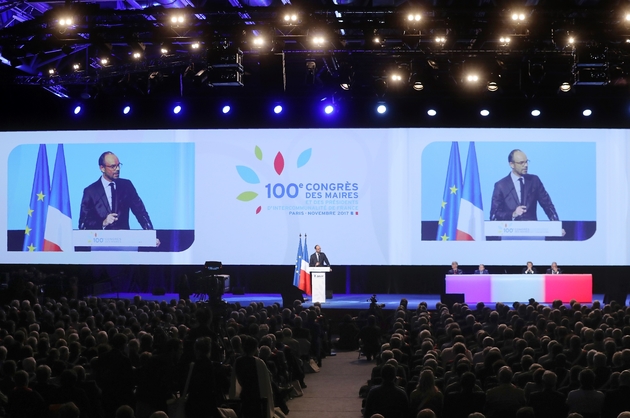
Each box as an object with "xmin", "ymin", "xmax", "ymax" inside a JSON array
[
  {"xmin": 340, "ymin": 83, "xmax": 350, "ymax": 91},
  {"xmin": 222, "ymin": 105, "xmax": 231, "ymax": 114},
  {"xmin": 123, "ymin": 105, "xmax": 131, "ymax": 115},
  {"xmin": 511, "ymin": 12, "xmax": 526, "ymax": 22},
  {"xmin": 407, "ymin": 13, "xmax": 422, "ymax": 22},
  {"xmin": 132, "ymin": 52, "xmax": 142, "ymax": 59},
  {"xmin": 480, "ymin": 109, "xmax": 490, "ymax": 116},
  {"xmin": 559, "ymin": 82, "xmax": 572, "ymax": 92},
  {"xmin": 72, "ymin": 63, "xmax": 80, "ymax": 71},
  {"xmin": 100, "ymin": 57, "xmax": 109, "ymax": 66},
  {"xmin": 48, "ymin": 68, "xmax": 56, "ymax": 75},
  {"xmin": 324, "ymin": 104, "xmax": 334, "ymax": 115},
  {"xmin": 273, "ymin": 105, "xmax": 283, "ymax": 114},
  {"xmin": 390, "ymin": 74, "xmax": 403, "ymax": 82},
  {"xmin": 58, "ymin": 17, "xmax": 74, "ymax": 26},
  {"xmin": 531, "ymin": 109, "xmax": 541, "ymax": 117},
  {"xmin": 170, "ymin": 15, "xmax": 185, "ymax": 25},
  {"xmin": 568, "ymin": 37, "xmax": 575, "ymax": 45},
  {"xmin": 376, "ymin": 104, "xmax": 387, "ymax": 114},
  {"xmin": 312, "ymin": 36, "xmax": 326, "ymax": 47},
  {"xmin": 487, "ymin": 81, "xmax": 498, "ymax": 92},
  {"xmin": 173, "ymin": 105, "xmax": 182, "ymax": 114},
  {"xmin": 191, "ymin": 42, "xmax": 200, "ymax": 50},
  {"xmin": 427, "ymin": 109, "xmax": 437, "ymax": 116},
  {"xmin": 252, "ymin": 37, "xmax": 264, "ymax": 48},
  {"xmin": 412, "ymin": 81, "xmax": 424, "ymax": 91},
  {"xmin": 583, "ymin": 109, "xmax": 592, "ymax": 116},
  {"xmin": 435, "ymin": 36, "xmax": 446, "ymax": 44},
  {"xmin": 73, "ymin": 105, "xmax": 82, "ymax": 115},
  {"xmin": 283, "ymin": 13, "xmax": 299, "ymax": 24},
  {"xmin": 466, "ymin": 74, "xmax": 480, "ymax": 83}
]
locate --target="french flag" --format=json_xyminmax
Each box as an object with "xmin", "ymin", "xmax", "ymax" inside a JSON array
[
  {"xmin": 456, "ymin": 142, "xmax": 485, "ymax": 241},
  {"xmin": 299, "ymin": 235, "xmax": 312, "ymax": 295},
  {"xmin": 44, "ymin": 144, "xmax": 73, "ymax": 251}
]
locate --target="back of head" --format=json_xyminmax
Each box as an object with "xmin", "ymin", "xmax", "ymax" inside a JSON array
[
  {"xmin": 498, "ymin": 365, "xmax": 514, "ymax": 384},
  {"xmin": 115, "ymin": 405, "xmax": 135, "ymax": 418},
  {"xmin": 516, "ymin": 407, "xmax": 535, "ymax": 418},
  {"xmin": 380, "ymin": 363, "xmax": 397, "ymax": 383},
  {"xmin": 59, "ymin": 402, "xmax": 80, "ymax": 418},
  {"xmin": 417, "ymin": 409, "xmax": 437, "ymax": 418},
  {"xmin": 542, "ymin": 371, "xmax": 557, "ymax": 389}
]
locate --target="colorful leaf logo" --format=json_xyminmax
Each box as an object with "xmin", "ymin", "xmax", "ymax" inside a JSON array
[
  {"xmin": 236, "ymin": 165, "xmax": 260, "ymax": 184},
  {"xmin": 255, "ymin": 146, "xmax": 263, "ymax": 161},
  {"xmin": 236, "ymin": 191, "xmax": 258, "ymax": 202},
  {"xmin": 297, "ymin": 148, "xmax": 312, "ymax": 168},
  {"xmin": 274, "ymin": 152, "xmax": 284, "ymax": 175}
]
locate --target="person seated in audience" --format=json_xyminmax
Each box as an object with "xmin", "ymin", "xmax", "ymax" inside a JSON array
[
  {"xmin": 566, "ymin": 368, "xmax": 605, "ymax": 418},
  {"xmin": 6, "ymin": 370, "xmax": 46, "ymax": 418},
  {"xmin": 363, "ymin": 363, "xmax": 409, "ymax": 418}
]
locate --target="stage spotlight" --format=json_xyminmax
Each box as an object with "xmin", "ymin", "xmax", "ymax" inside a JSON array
[
  {"xmin": 191, "ymin": 42, "xmax": 200, "ymax": 50},
  {"xmin": 376, "ymin": 104, "xmax": 387, "ymax": 114},
  {"xmin": 340, "ymin": 83, "xmax": 350, "ymax": 91},
  {"xmin": 283, "ymin": 13, "xmax": 299, "ymax": 23},
  {"xmin": 173, "ymin": 105, "xmax": 182, "ymax": 114},
  {"xmin": 312, "ymin": 36, "xmax": 326, "ymax": 47},
  {"xmin": 435, "ymin": 36, "xmax": 446, "ymax": 44},
  {"xmin": 73, "ymin": 63, "xmax": 80, "ymax": 71},
  {"xmin": 626, "ymin": 13, "xmax": 630, "ymax": 21},
  {"xmin": 324, "ymin": 105, "xmax": 334, "ymax": 114},
  {"xmin": 480, "ymin": 109, "xmax": 490, "ymax": 117},
  {"xmin": 390, "ymin": 74, "xmax": 403, "ymax": 82},
  {"xmin": 568, "ymin": 37, "xmax": 575, "ymax": 45},
  {"xmin": 427, "ymin": 109, "xmax": 437, "ymax": 116},
  {"xmin": 123, "ymin": 106, "xmax": 131, "ymax": 115},
  {"xmin": 170, "ymin": 14, "xmax": 185, "ymax": 25},
  {"xmin": 100, "ymin": 57, "xmax": 109, "ymax": 66},
  {"xmin": 132, "ymin": 52, "xmax": 142, "ymax": 59},
  {"xmin": 274, "ymin": 105, "xmax": 283, "ymax": 114},
  {"xmin": 559, "ymin": 82, "xmax": 572, "ymax": 93},
  {"xmin": 48, "ymin": 68, "xmax": 56, "ymax": 75},
  {"xmin": 58, "ymin": 17, "xmax": 74, "ymax": 26},
  {"xmin": 253, "ymin": 37, "xmax": 264, "ymax": 48},
  {"xmin": 412, "ymin": 81, "xmax": 424, "ymax": 91},
  {"xmin": 511, "ymin": 12, "xmax": 526, "ymax": 21},
  {"xmin": 531, "ymin": 109, "xmax": 541, "ymax": 117},
  {"xmin": 487, "ymin": 81, "xmax": 498, "ymax": 92},
  {"xmin": 407, "ymin": 13, "xmax": 421, "ymax": 22},
  {"xmin": 583, "ymin": 109, "xmax": 592, "ymax": 117},
  {"xmin": 222, "ymin": 105, "xmax": 231, "ymax": 114},
  {"xmin": 73, "ymin": 105, "xmax": 82, "ymax": 115},
  {"xmin": 466, "ymin": 74, "xmax": 480, "ymax": 83}
]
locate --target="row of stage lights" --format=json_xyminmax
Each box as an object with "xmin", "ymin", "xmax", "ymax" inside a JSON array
[{"xmin": 69, "ymin": 103, "xmax": 596, "ymax": 118}]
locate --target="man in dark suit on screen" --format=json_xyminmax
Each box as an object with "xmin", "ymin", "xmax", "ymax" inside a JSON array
[
  {"xmin": 474, "ymin": 264, "xmax": 489, "ymax": 274},
  {"xmin": 79, "ymin": 152, "xmax": 157, "ymax": 243},
  {"xmin": 309, "ymin": 245, "xmax": 330, "ymax": 268},
  {"xmin": 490, "ymin": 149, "xmax": 560, "ymax": 222}
]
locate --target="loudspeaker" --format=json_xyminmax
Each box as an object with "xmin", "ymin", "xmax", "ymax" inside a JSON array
[
  {"xmin": 281, "ymin": 286, "xmax": 304, "ymax": 308},
  {"xmin": 232, "ymin": 287, "xmax": 245, "ymax": 295},
  {"xmin": 152, "ymin": 287, "xmax": 166, "ymax": 296},
  {"xmin": 441, "ymin": 293, "xmax": 464, "ymax": 307},
  {"xmin": 326, "ymin": 290, "xmax": 333, "ymax": 299}
]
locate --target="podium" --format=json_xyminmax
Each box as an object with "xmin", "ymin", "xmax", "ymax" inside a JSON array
[{"xmin": 309, "ymin": 267, "xmax": 331, "ymax": 303}]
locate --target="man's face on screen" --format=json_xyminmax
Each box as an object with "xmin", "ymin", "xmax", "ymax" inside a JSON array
[
  {"xmin": 315, "ymin": 245, "xmax": 321, "ymax": 253},
  {"xmin": 101, "ymin": 153, "xmax": 121, "ymax": 182},
  {"xmin": 510, "ymin": 150, "xmax": 528, "ymax": 176}
]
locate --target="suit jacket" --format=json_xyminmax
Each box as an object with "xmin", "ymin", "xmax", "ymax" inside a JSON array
[
  {"xmin": 522, "ymin": 267, "xmax": 538, "ymax": 274},
  {"xmin": 309, "ymin": 252, "xmax": 330, "ymax": 267},
  {"xmin": 448, "ymin": 269, "xmax": 463, "ymax": 275},
  {"xmin": 546, "ymin": 268, "xmax": 562, "ymax": 274},
  {"xmin": 474, "ymin": 269, "xmax": 489, "ymax": 274},
  {"xmin": 490, "ymin": 173, "xmax": 559, "ymax": 221},
  {"xmin": 79, "ymin": 177, "xmax": 154, "ymax": 230}
]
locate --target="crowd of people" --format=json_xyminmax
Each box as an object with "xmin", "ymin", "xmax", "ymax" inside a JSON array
[
  {"xmin": 357, "ymin": 297, "xmax": 630, "ymax": 418},
  {"xmin": 0, "ymin": 272, "xmax": 335, "ymax": 418}
]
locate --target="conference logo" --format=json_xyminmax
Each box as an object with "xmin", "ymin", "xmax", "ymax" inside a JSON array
[{"xmin": 236, "ymin": 145, "xmax": 312, "ymax": 214}]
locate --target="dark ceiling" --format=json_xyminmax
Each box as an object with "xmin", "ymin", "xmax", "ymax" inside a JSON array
[{"xmin": 1, "ymin": 0, "xmax": 630, "ymax": 126}]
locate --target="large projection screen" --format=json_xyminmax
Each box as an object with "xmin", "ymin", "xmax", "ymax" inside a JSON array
[{"xmin": 2, "ymin": 128, "xmax": 626, "ymax": 266}]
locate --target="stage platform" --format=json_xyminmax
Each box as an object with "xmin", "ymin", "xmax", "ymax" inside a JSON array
[{"xmin": 92, "ymin": 292, "xmax": 616, "ymax": 310}]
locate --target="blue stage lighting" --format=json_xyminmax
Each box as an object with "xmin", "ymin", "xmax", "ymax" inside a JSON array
[
  {"xmin": 73, "ymin": 106, "xmax": 81, "ymax": 115},
  {"xmin": 324, "ymin": 105, "xmax": 334, "ymax": 114},
  {"xmin": 222, "ymin": 105, "xmax": 231, "ymax": 114},
  {"xmin": 173, "ymin": 105, "xmax": 182, "ymax": 114},
  {"xmin": 274, "ymin": 105, "xmax": 283, "ymax": 114},
  {"xmin": 377, "ymin": 104, "xmax": 387, "ymax": 114},
  {"xmin": 123, "ymin": 106, "xmax": 131, "ymax": 115}
]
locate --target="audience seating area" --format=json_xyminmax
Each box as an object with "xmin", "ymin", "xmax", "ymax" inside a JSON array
[{"xmin": 2, "ymin": 269, "xmax": 630, "ymax": 418}]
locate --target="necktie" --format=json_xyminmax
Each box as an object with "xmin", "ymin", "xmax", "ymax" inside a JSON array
[
  {"xmin": 109, "ymin": 182, "xmax": 117, "ymax": 213},
  {"xmin": 518, "ymin": 177, "xmax": 525, "ymax": 206},
  {"xmin": 317, "ymin": 253, "xmax": 319, "ymax": 262}
]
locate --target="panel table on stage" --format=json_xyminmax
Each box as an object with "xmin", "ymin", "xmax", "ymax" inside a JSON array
[{"xmin": 445, "ymin": 274, "xmax": 592, "ymax": 304}]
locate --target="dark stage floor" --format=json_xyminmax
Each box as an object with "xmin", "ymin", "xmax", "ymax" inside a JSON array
[{"xmin": 93, "ymin": 292, "xmax": 614, "ymax": 310}]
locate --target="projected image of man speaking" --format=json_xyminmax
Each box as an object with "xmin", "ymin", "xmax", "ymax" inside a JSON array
[
  {"xmin": 79, "ymin": 151, "xmax": 157, "ymax": 237},
  {"xmin": 490, "ymin": 149, "xmax": 560, "ymax": 222}
]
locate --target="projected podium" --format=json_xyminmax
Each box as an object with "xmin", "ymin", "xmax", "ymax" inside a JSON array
[
  {"xmin": 73, "ymin": 230, "xmax": 157, "ymax": 250},
  {"xmin": 309, "ymin": 267, "xmax": 330, "ymax": 303}
]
